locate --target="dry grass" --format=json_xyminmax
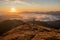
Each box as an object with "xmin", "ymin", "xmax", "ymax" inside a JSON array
[{"xmin": 0, "ymin": 24, "xmax": 60, "ymax": 40}]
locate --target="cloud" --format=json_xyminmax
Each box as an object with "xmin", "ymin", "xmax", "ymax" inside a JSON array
[
  {"xmin": 0, "ymin": 0, "xmax": 24, "ymax": 1},
  {"xmin": 6, "ymin": 0, "xmax": 25, "ymax": 1},
  {"xmin": 13, "ymin": 0, "xmax": 40, "ymax": 7},
  {"xmin": 0, "ymin": 0, "xmax": 40, "ymax": 8}
]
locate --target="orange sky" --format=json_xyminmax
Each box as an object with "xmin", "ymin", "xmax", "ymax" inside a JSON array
[
  {"xmin": 0, "ymin": 7, "xmax": 60, "ymax": 13},
  {"xmin": 0, "ymin": 0, "xmax": 60, "ymax": 13}
]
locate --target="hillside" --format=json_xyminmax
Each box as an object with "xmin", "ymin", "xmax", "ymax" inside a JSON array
[
  {"xmin": 0, "ymin": 20, "xmax": 60, "ymax": 40},
  {"xmin": 0, "ymin": 20, "xmax": 24, "ymax": 36}
]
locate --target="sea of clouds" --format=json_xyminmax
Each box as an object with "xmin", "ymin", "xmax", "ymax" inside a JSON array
[{"xmin": 0, "ymin": 12, "xmax": 60, "ymax": 22}]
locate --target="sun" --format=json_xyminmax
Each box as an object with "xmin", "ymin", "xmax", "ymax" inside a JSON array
[{"xmin": 10, "ymin": 7, "xmax": 16, "ymax": 12}]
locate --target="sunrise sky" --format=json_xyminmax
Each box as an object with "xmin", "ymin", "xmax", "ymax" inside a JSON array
[{"xmin": 0, "ymin": 0, "xmax": 60, "ymax": 12}]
